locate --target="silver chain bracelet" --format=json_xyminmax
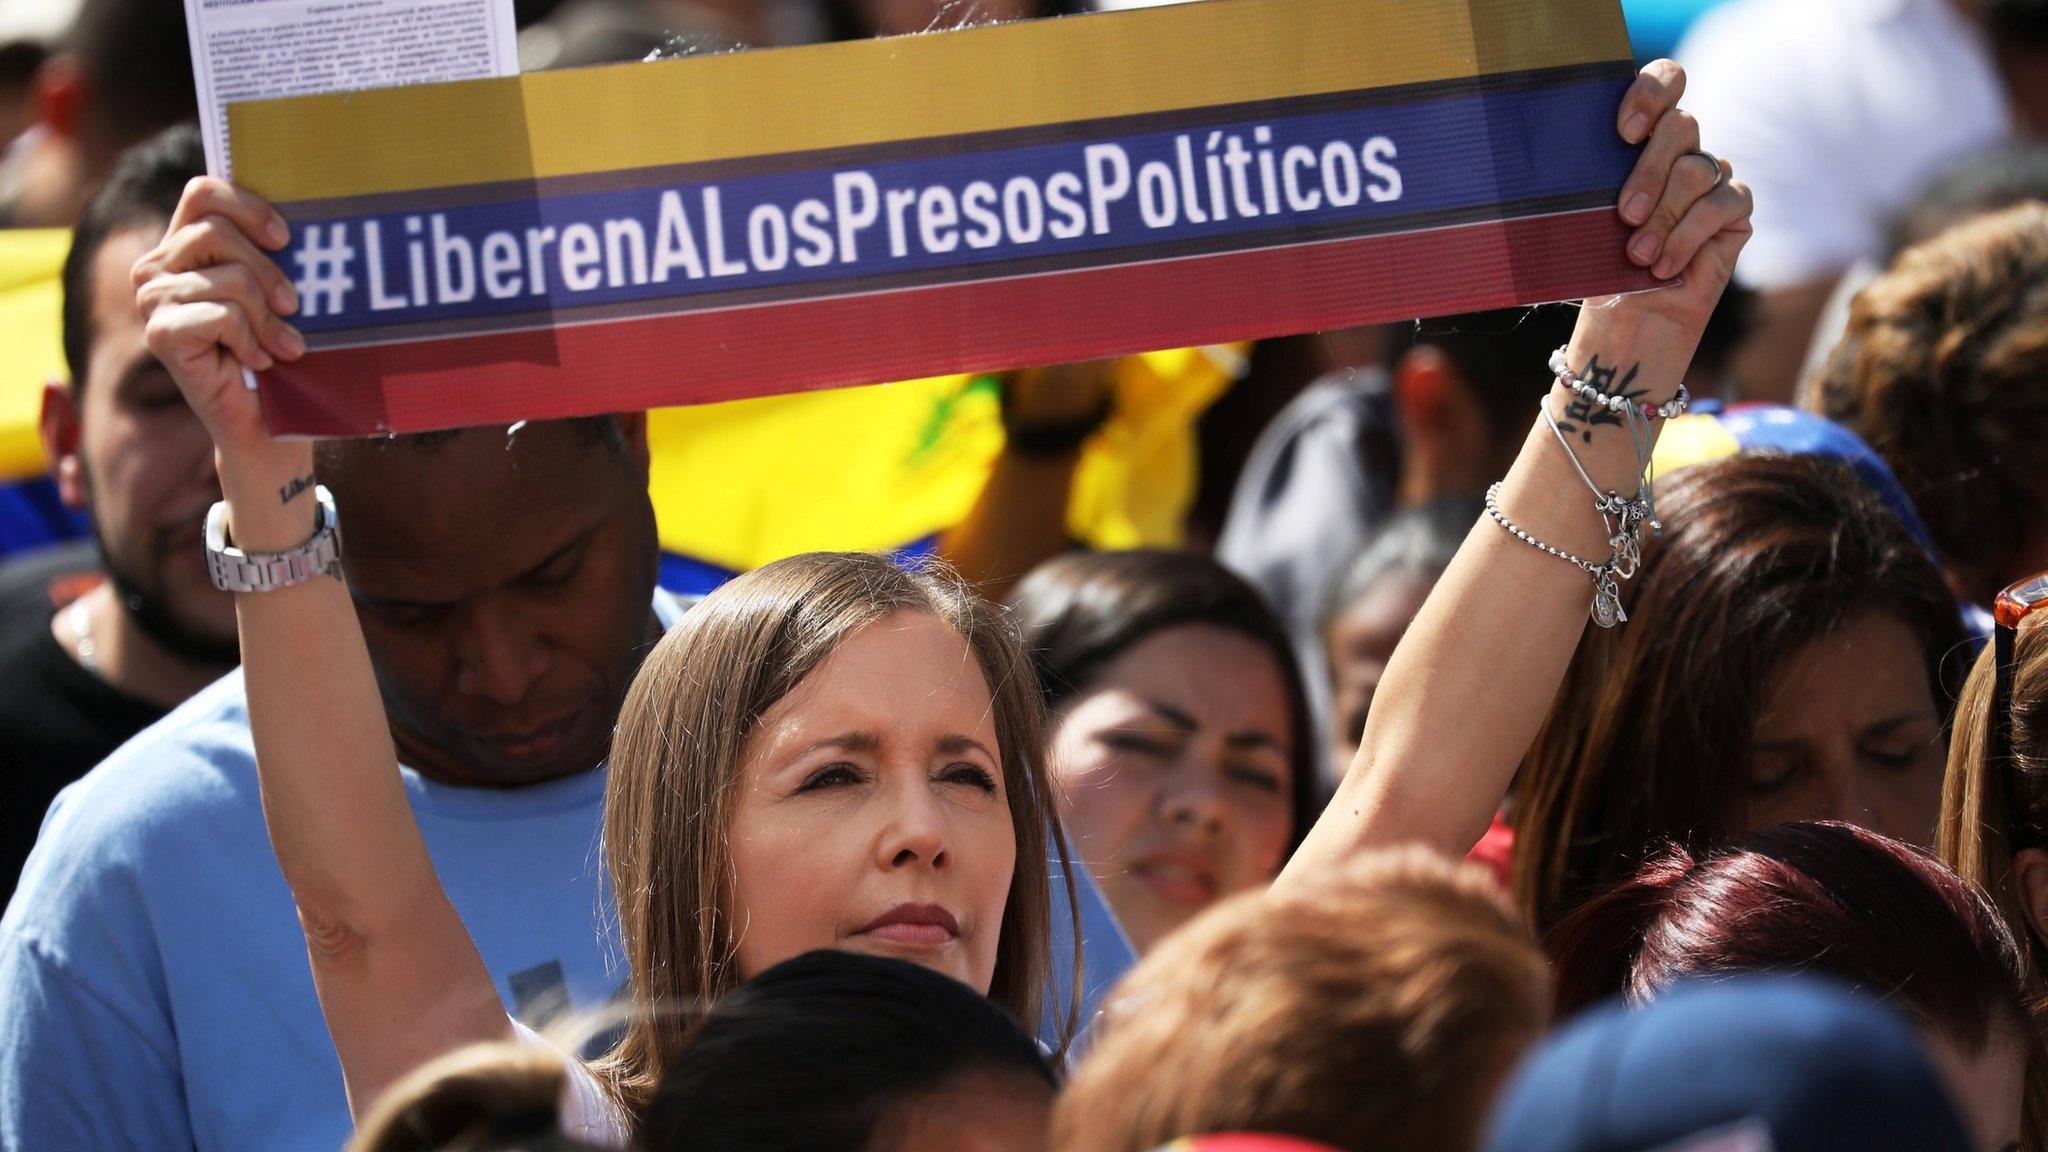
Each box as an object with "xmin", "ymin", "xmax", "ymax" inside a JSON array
[
  {"xmin": 1550, "ymin": 346, "xmax": 1689, "ymax": 421},
  {"xmin": 1485, "ymin": 482, "xmax": 1628, "ymax": 627}
]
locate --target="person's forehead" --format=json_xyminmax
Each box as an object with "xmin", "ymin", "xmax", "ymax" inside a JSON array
[
  {"xmin": 85, "ymin": 228, "xmax": 160, "ymax": 364},
  {"xmin": 750, "ymin": 615, "xmax": 997, "ymax": 751},
  {"xmin": 1755, "ymin": 609, "xmax": 1938, "ymax": 734},
  {"xmin": 331, "ymin": 428, "xmax": 632, "ymax": 590}
]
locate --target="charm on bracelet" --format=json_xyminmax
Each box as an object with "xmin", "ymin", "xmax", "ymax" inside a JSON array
[{"xmin": 1592, "ymin": 569, "xmax": 1627, "ymax": 629}]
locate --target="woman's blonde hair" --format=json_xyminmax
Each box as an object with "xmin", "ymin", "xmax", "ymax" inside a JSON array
[
  {"xmin": 348, "ymin": 1041, "xmax": 596, "ymax": 1152},
  {"xmin": 593, "ymin": 552, "xmax": 1075, "ymax": 1119},
  {"xmin": 1052, "ymin": 849, "xmax": 1550, "ymax": 1152},
  {"xmin": 1940, "ymin": 625, "xmax": 2048, "ymax": 1148}
]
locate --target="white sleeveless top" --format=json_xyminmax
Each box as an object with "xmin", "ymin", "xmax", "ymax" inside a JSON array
[{"xmin": 509, "ymin": 1018, "xmax": 631, "ymax": 1148}]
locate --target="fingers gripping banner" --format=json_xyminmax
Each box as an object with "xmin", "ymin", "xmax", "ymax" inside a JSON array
[{"xmin": 230, "ymin": 0, "xmax": 1651, "ymax": 436}]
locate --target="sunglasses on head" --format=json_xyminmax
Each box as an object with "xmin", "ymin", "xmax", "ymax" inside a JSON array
[{"xmin": 1994, "ymin": 572, "xmax": 2048, "ymax": 849}]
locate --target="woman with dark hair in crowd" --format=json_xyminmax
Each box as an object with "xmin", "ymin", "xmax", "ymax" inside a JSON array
[
  {"xmin": 1009, "ymin": 550, "xmax": 1319, "ymax": 953},
  {"xmin": 350, "ymin": 950, "xmax": 1054, "ymax": 1152},
  {"xmin": 1511, "ymin": 453, "xmax": 1969, "ymax": 929},
  {"xmin": 1545, "ymin": 821, "xmax": 2033, "ymax": 1152},
  {"xmin": 133, "ymin": 53, "xmax": 1747, "ymax": 1145}
]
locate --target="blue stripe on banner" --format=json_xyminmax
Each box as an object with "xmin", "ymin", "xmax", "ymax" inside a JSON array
[{"xmin": 283, "ymin": 77, "xmax": 1635, "ymax": 340}]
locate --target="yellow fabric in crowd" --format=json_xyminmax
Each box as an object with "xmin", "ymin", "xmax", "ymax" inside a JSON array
[
  {"xmin": 0, "ymin": 230, "xmax": 71, "ymax": 480},
  {"xmin": 0, "ymin": 225, "xmax": 1238, "ymax": 568},
  {"xmin": 647, "ymin": 345, "xmax": 1242, "ymax": 572}
]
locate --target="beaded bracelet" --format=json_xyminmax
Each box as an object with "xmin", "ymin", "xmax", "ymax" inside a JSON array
[
  {"xmin": 1548, "ymin": 346, "xmax": 1689, "ymax": 421},
  {"xmin": 1485, "ymin": 482, "xmax": 1628, "ymax": 627}
]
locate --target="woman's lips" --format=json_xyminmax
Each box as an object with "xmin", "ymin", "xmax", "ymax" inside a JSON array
[
  {"xmin": 1130, "ymin": 852, "xmax": 1221, "ymax": 906},
  {"xmin": 852, "ymin": 903, "xmax": 962, "ymax": 948}
]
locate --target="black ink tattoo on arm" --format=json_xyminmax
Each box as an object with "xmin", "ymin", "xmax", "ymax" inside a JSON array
[
  {"xmin": 1556, "ymin": 356, "xmax": 1644, "ymax": 443},
  {"xmin": 278, "ymin": 474, "xmax": 316, "ymax": 505}
]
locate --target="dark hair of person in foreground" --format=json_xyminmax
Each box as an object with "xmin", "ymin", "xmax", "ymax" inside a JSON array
[
  {"xmin": 1547, "ymin": 821, "xmax": 2035, "ymax": 1151},
  {"xmin": 644, "ymin": 949, "xmax": 1056, "ymax": 1152},
  {"xmin": 352, "ymin": 950, "xmax": 1056, "ymax": 1152}
]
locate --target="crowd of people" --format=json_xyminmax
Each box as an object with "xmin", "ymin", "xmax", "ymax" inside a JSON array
[{"xmin": 1, "ymin": 1, "xmax": 2046, "ymax": 1151}]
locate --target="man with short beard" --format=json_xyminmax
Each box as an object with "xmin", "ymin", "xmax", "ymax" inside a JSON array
[{"xmin": 0, "ymin": 124, "xmax": 235, "ymax": 895}]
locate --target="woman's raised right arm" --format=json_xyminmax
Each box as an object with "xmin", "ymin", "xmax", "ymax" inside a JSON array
[{"xmin": 134, "ymin": 177, "xmax": 511, "ymax": 1117}]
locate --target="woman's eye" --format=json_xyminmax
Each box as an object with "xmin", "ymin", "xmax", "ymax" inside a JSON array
[
  {"xmin": 939, "ymin": 762, "xmax": 999, "ymax": 793},
  {"xmin": 798, "ymin": 763, "xmax": 865, "ymax": 792},
  {"xmin": 1100, "ymin": 732, "xmax": 1171, "ymax": 757},
  {"xmin": 1226, "ymin": 765, "xmax": 1285, "ymax": 794},
  {"xmin": 1862, "ymin": 744, "xmax": 1928, "ymax": 771},
  {"xmin": 1748, "ymin": 752, "xmax": 1801, "ymax": 795}
]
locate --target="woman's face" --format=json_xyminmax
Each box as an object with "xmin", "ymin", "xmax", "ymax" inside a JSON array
[
  {"xmin": 726, "ymin": 610, "xmax": 1018, "ymax": 993},
  {"xmin": 1049, "ymin": 624, "xmax": 1296, "ymax": 953},
  {"xmin": 1742, "ymin": 609, "xmax": 1946, "ymax": 844}
]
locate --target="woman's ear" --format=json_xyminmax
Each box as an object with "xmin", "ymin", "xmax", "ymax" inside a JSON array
[{"xmin": 2012, "ymin": 847, "xmax": 2048, "ymax": 948}]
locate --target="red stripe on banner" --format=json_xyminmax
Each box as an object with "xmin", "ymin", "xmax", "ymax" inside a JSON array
[{"xmin": 259, "ymin": 208, "xmax": 1656, "ymax": 437}]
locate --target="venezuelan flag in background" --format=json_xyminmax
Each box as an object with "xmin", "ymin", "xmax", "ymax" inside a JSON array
[
  {"xmin": 0, "ymin": 228, "xmax": 1237, "ymax": 588},
  {"xmin": 0, "ymin": 230, "xmax": 80, "ymax": 556}
]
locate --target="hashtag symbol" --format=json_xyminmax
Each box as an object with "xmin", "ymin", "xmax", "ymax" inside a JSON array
[{"xmin": 291, "ymin": 223, "xmax": 356, "ymax": 318}]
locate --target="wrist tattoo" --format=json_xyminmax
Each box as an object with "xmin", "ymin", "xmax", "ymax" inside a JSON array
[
  {"xmin": 1556, "ymin": 357, "xmax": 1643, "ymax": 443},
  {"xmin": 277, "ymin": 474, "xmax": 316, "ymax": 505}
]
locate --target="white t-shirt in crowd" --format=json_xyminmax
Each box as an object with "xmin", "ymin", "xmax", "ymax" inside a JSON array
[{"xmin": 1677, "ymin": 0, "xmax": 2013, "ymax": 289}]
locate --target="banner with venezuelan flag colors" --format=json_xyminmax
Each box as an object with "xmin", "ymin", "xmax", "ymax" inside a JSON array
[{"xmin": 226, "ymin": 0, "xmax": 1652, "ymax": 437}]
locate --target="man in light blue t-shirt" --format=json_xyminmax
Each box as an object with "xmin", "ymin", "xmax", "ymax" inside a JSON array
[{"xmin": 0, "ymin": 138, "xmax": 1132, "ymax": 1152}]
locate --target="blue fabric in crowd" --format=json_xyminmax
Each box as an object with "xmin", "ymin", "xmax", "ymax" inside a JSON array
[
  {"xmin": 0, "ymin": 475, "xmax": 87, "ymax": 560},
  {"xmin": 1674, "ymin": 402, "xmax": 1993, "ymax": 651},
  {"xmin": 0, "ymin": 590, "xmax": 1133, "ymax": 1152},
  {"xmin": 1483, "ymin": 976, "xmax": 1974, "ymax": 1152}
]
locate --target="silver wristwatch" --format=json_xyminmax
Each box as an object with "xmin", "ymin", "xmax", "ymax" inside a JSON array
[{"xmin": 205, "ymin": 486, "xmax": 343, "ymax": 593}]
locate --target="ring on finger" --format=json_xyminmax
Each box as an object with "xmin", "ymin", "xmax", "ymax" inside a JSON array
[{"xmin": 1686, "ymin": 149, "xmax": 1726, "ymax": 192}]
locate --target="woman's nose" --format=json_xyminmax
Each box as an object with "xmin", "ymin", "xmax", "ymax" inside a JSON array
[
  {"xmin": 1159, "ymin": 775, "xmax": 1232, "ymax": 839},
  {"xmin": 879, "ymin": 785, "xmax": 952, "ymax": 871}
]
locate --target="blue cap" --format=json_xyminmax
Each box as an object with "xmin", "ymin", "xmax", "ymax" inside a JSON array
[
  {"xmin": 1482, "ymin": 977, "xmax": 1974, "ymax": 1152},
  {"xmin": 1652, "ymin": 403, "xmax": 1938, "ymax": 557}
]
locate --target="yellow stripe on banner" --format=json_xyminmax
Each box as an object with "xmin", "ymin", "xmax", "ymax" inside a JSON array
[{"xmin": 231, "ymin": 0, "xmax": 1630, "ymax": 203}]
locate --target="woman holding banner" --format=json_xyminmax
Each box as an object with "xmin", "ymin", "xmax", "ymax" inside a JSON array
[{"xmin": 132, "ymin": 57, "xmax": 1749, "ymax": 1143}]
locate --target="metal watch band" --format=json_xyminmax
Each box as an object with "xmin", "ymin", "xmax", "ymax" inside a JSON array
[{"xmin": 205, "ymin": 486, "xmax": 343, "ymax": 593}]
